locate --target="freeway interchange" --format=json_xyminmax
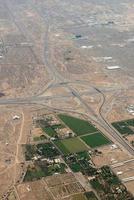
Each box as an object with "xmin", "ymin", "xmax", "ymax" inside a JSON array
[
  {"xmin": 1, "ymin": 0, "xmax": 134, "ymax": 157},
  {"xmin": 0, "ymin": 39, "xmax": 134, "ymax": 157}
]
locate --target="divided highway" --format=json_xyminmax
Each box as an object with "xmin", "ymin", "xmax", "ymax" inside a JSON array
[{"xmin": 1, "ymin": 0, "xmax": 134, "ymax": 156}]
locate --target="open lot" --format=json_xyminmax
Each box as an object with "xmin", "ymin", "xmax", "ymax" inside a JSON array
[
  {"xmin": 124, "ymin": 181, "xmax": 134, "ymax": 196},
  {"xmin": 54, "ymin": 137, "xmax": 88, "ymax": 155},
  {"xmin": 81, "ymin": 132, "xmax": 111, "ymax": 148},
  {"xmin": 111, "ymin": 159, "xmax": 134, "ymax": 196},
  {"xmin": 16, "ymin": 180, "xmax": 54, "ymax": 200},
  {"xmin": 92, "ymin": 145, "xmax": 132, "ymax": 167},
  {"xmin": 58, "ymin": 114, "xmax": 97, "ymax": 135},
  {"xmin": 16, "ymin": 173, "xmax": 85, "ymax": 200},
  {"xmin": 0, "ymin": 107, "xmax": 24, "ymax": 197}
]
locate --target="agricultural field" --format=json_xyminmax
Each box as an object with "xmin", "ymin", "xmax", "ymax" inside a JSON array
[
  {"xmin": 90, "ymin": 166, "xmax": 133, "ymax": 200},
  {"xmin": 65, "ymin": 152, "xmax": 97, "ymax": 176},
  {"xmin": 24, "ymin": 161, "xmax": 66, "ymax": 182},
  {"xmin": 112, "ymin": 119, "xmax": 134, "ymax": 135},
  {"xmin": 58, "ymin": 114, "xmax": 97, "ymax": 135},
  {"xmin": 1, "ymin": 0, "xmax": 134, "ymax": 198},
  {"xmin": 24, "ymin": 163, "xmax": 47, "ymax": 182},
  {"xmin": 24, "ymin": 143, "xmax": 60, "ymax": 161},
  {"xmin": 81, "ymin": 132, "xmax": 111, "ymax": 148},
  {"xmin": 36, "ymin": 117, "xmax": 73, "ymax": 139},
  {"xmin": 36, "ymin": 114, "xmax": 111, "ymax": 151},
  {"xmin": 43, "ymin": 126, "xmax": 57, "ymax": 137},
  {"xmin": 54, "ymin": 137, "xmax": 88, "ymax": 155},
  {"xmin": 24, "ymin": 142, "xmax": 67, "ymax": 182},
  {"xmin": 36, "ymin": 118, "xmax": 62, "ymax": 137}
]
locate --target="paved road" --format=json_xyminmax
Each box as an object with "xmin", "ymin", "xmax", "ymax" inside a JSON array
[{"xmin": 1, "ymin": 0, "xmax": 134, "ymax": 156}]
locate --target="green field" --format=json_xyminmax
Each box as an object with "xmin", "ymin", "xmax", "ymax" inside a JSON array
[
  {"xmin": 42, "ymin": 127, "xmax": 57, "ymax": 137},
  {"xmin": 24, "ymin": 162, "xmax": 66, "ymax": 182},
  {"xmin": 58, "ymin": 114, "xmax": 97, "ymax": 135},
  {"xmin": 24, "ymin": 165, "xmax": 46, "ymax": 182},
  {"xmin": 37, "ymin": 118, "xmax": 65, "ymax": 137},
  {"xmin": 25, "ymin": 143, "xmax": 60, "ymax": 161},
  {"xmin": 36, "ymin": 143, "xmax": 60, "ymax": 158},
  {"xmin": 54, "ymin": 137, "xmax": 88, "ymax": 155},
  {"xmin": 81, "ymin": 132, "xmax": 111, "ymax": 148},
  {"xmin": 112, "ymin": 119, "xmax": 134, "ymax": 135},
  {"xmin": 65, "ymin": 151, "xmax": 97, "ymax": 175}
]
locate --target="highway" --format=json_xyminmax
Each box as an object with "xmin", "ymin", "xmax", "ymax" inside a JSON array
[
  {"xmin": 1, "ymin": 1, "xmax": 134, "ymax": 199},
  {"xmin": 1, "ymin": 0, "xmax": 134, "ymax": 157}
]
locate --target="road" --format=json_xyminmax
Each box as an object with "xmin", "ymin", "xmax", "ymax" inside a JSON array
[{"xmin": 1, "ymin": 0, "xmax": 134, "ymax": 157}]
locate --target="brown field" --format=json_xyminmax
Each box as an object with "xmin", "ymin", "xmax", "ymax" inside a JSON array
[
  {"xmin": 0, "ymin": 106, "xmax": 34, "ymax": 198},
  {"xmin": 92, "ymin": 145, "xmax": 132, "ymax": 167},
  {"xmin": 17, "ymin": 180, "xmax": 54, "ymax": 200},
  {"xmin": 124, "ymin": 181, "xmax": 134, "ymax": 196},
  {"xmin": 16, "ymin": 173, "xmax": 85, "ymax": 200}
]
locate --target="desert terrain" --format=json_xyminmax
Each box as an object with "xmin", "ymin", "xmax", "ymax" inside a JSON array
[{"xmin": 0, "ymin": 0, "xmax": 134, "ymax": 199}]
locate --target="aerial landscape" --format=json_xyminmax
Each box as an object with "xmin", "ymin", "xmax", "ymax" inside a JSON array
[{"xmin": 0, "ymin": 0, "xmax": 134, "ymax": 199}]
